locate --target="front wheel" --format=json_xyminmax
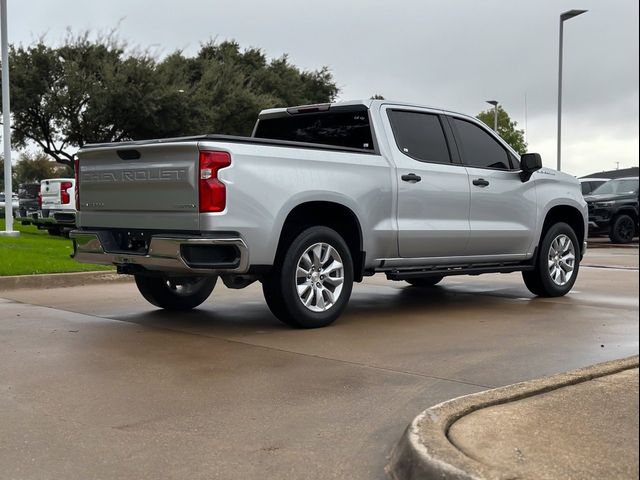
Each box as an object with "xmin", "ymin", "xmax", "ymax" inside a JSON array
[
  {"xmin": 609, "ymin": 214, "xmax": 636, "ymax": 244},
  {"xmin": 522, "ymin": 222, "xmax": 580, "ymax": 297},
  {"xmin": 134, "ymin": 275, "xmax": 217, "ymax": 310},
  {"xmin": 262, "ymin": 226, "xmax": 354, "ymax": 328}
]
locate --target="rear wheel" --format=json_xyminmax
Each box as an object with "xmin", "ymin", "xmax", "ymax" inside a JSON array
[
  {"xmin": 609, "ymin": 214, "xmax": 635, "ymax": 244},
  {"xmin": 523, "ymin": 222, "xmax": 580, "ymax": 297},
  {"xmin": 134, "ymin": 275, "xmax": 217, "ymax": 310},
  {"xmin": 262, "ymin": 226, "xmax": 354, "ymax": 328},
  {"xmin": 406, "ymin": 276, "xmax": 444, "ymax": 287}
]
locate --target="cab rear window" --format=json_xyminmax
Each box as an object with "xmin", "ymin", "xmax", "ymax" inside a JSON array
[{"xmin": 254, "ymin": 107, "xmax": 375, "ymax": 151}]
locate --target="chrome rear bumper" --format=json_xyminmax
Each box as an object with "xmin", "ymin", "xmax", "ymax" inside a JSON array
[{"xmin": 70, "ymin": 230, "xmax": 249, "ymax": 274}]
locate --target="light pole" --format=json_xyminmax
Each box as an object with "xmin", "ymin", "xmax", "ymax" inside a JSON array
[
  {"xmin": 0, "ymin": 0, "xmax": 18, "ymax": 236},
  {"xmin": 486, "ymin": 100, "xmax": 499, "ymax": 132},
  {"xmin": 557, "ymin": 9, "xmax": 587, "ymax": 172}
]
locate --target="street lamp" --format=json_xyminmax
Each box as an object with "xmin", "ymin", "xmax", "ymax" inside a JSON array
[
  {"xmin": 486, "ymin": 100, "xmax": 499, "ymax": 132},
  {"xmin": 1, "ymin": 0, "xmax": 19, "ymax": 236},
  {"xmin": 557, "ymin": 9, "xmax": 588, "ymax": 172}
]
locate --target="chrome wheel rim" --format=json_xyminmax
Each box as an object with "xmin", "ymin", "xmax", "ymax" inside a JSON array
[
  {"xmin": 548, "ymin": 234, "xmax": 576, "ymax": 286},
  {"xmin": 296, "ymin": 242, "xmax": 344, "ymax": 312}
]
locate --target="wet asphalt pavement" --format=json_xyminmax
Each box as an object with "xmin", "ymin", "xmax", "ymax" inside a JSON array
[{"xmin": 1, "ymin": 247, "xmax": 638, "ymax": 479}]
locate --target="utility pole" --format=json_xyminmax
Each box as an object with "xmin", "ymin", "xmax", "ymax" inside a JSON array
[
  {"xmin": 1, "ymin": 0, "xmax": 19, "ymax": 236},
  {"xmin": 524, "ymin": 92, "xmax": 528, "ymax": 145},
  {"xmin": 557, "ymin": 9, "xmax": 588, "ymax": 172}
]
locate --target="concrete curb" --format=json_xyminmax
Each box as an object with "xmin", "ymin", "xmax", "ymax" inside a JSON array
[
  {"xmin": 0, "ymin": 270, "xmax": 132, "ymax": 292},
  {"xmin": 387, "ymin": 355, "xmax": 639, "ymax": 480}
]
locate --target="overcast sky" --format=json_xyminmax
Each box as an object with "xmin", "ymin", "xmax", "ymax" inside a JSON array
[{"xmin": 8, "ymin": 0, "xmax": 639, "ymax": 176}]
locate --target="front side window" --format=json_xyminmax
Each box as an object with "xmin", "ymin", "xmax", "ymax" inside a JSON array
[
  {"xmin": 387, "ymin": 110, "xmax": 451, "ymax": 164},
  {"xmin": 452, "ymin": 118, "xmax": 511, "ymax": 170}
]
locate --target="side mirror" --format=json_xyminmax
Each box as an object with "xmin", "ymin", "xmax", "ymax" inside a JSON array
[{"xmin": 520, "ymin": 153, "xmax": 542, "ymax": 182}]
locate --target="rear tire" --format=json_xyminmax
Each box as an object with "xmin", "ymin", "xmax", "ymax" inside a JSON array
[
  {"xmin": 134, "ymin": 275, "xmax": 216, "ymax": 310},
  {"xmin": 523, "ymin": 222, "xmax": 580, "ymax": 297},
  {"xmin": 609, "ymin": 214, "xmax": 635, "ymax": 244},
  {"xmin": 406, "ymin": 276, "xmax": 444, "ymax": 287},
  {"xmin": 262, "ymin": 226, "xmax": 354, "ymax": 328}
]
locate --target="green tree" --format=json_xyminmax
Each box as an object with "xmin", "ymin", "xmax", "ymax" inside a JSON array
[
  {"xmin": 14, "ymin": 151, "xmax": 72, "ymax": 184},
  {"xmin": 2, "ymin": 34, "xmax": 338, "ymax": 170},
  {"xmin": 1, "ymin": 152, "xmax": 71, "ymax": 191},
  {"xmin": 3, "ymin": 32, "xmax": 161, "ymax": 169},
  {"xmin": 477, "ymin": 106, "xmax": 527, "ymax": 155},
  {"xmin": 155, "ymin": 41, "xmax": 338, "ymax": 136}
]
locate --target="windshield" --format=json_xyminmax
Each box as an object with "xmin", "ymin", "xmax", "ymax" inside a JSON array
[{"xmin": 592, "ymin": 178, "xmax": 639, "ymax": 195}]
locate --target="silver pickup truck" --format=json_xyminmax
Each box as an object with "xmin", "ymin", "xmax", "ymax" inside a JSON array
[{"xmin": 71, "ymin": 99, "xmax": 588, "ymax": 328}]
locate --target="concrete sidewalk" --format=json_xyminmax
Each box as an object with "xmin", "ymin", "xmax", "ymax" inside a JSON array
[
  {"xmin": 388, "ymin": 356, "xmax": 639, "ymax": 480},
  {"xmin": 0, "ymin": 270, "xmax": 130, "ymax": 291}
]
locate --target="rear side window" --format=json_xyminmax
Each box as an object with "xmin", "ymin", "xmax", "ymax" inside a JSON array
[
  {"xmin": 452, "ymin": 118, "xmax": 511, "ymax": 170},
  {"xmin": 254, "ymin": 108, "xmax": 374, "ymax": 151},
  {"xmin": 387, "ymin": 110, "xmax": 451, "ymax": 164},
  {"xmin": 581, "ymin": 182, "xmax": 592, "ymax": 195}
]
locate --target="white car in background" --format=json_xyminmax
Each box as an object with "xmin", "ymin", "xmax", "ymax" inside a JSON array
[
  {"xmin": 0, "ymin": 192, "xmax": 19, "ymax": 217},
  {"xmin": 39, "ymin": 178, "xmax": 77, "ymax": 235}
]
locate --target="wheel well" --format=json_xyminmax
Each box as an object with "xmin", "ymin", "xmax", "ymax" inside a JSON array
[
  {"xmin": 541, "ymin": 206, "xmax": 585, "ymax": 247},
  {"xmin": 614, "ymin": 209, "xmax": 638, "ymax": 223},
  {"xmin": 275, "ymin": 201, "xmax": 365, "ymax": 281}
]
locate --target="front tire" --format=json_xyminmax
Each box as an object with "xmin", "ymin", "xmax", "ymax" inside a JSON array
[
  {"xmin": 134, "ymin": 275, "xmax": 216, "ymax": 310},
  {"xmin": 522, "ymin": 222, "xmax": 580, "ymax": 297},
  {"xmin": 609, "ymin": 214, "xmax": 636, "ymax": 244},
  {"xmin": 262, "ymin": 226, "xmax": 354, "ymax": 328}
]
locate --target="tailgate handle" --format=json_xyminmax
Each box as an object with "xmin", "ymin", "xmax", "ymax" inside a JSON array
[{"xmin": 117, "ymin": 149, "xmax": 141, "ymax": 160}]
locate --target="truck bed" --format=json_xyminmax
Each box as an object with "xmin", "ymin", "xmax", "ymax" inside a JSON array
[{"xmin": 82, "ymin": 134, "xmax": 377, "ymax": 155}]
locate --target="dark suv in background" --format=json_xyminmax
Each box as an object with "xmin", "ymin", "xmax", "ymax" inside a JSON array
[
  {"xmin": 585, "ymin": 177, "xmax": 639, "ymax": 243},
  {"xmin": 18, "ymin": 183, "xmax": 41, "ymax": 218}
]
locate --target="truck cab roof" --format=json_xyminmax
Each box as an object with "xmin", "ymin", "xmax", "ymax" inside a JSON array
[{"xmin": 258, "ymin": 99, "xmax": 477, "ymax": 123}]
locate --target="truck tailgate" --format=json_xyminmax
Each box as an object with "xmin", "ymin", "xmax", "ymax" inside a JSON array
[
  {"xmin": 41, "ymin": 179, "xmax": 63, "ymax": 208},
  {"xmin": 78, "ymin": 142, "xmax": 200, "ymax": 230}
]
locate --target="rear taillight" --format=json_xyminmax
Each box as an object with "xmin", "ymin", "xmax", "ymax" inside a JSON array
[
  {"xmin": 199, "ymin": 151, "xmax": 231, "ymax": 212},
  {"xmin": 60, "ymin": 181, "xmax": 73, "ymax": 205},
  {"xmin": 37, "ymin": 192, "xmax": 42, "ymax": 209},
  {"xmin": 74, "ymin": 158, "xmax": 80, "ymax": 210}
]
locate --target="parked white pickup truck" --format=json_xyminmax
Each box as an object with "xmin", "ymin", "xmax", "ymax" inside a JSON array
[
  {"xmin": 71, "ymin": 99, "xmax": 587, "ymax": 328},
  {"xmin": 40, "ymin": 178, "xmax": 77, "ymax": 235}
]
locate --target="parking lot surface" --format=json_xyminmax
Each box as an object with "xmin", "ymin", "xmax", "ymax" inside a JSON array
[{"xmin": 1, "ymin": 247, "xmax": 638, "ymax": 479}]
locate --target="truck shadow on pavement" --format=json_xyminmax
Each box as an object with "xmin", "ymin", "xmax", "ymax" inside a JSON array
[{"xmin": 111, "ymin": 282, "xmax": 563, "ymax": 336}]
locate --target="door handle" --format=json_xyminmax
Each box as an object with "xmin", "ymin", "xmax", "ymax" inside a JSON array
[
  {"xmin": 401, "ymin": 173, "xmax": 422, "ymax": 182},
  {"xmin": 472, "ymin": 178, "xmax": 490, "ymax": 187}
]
